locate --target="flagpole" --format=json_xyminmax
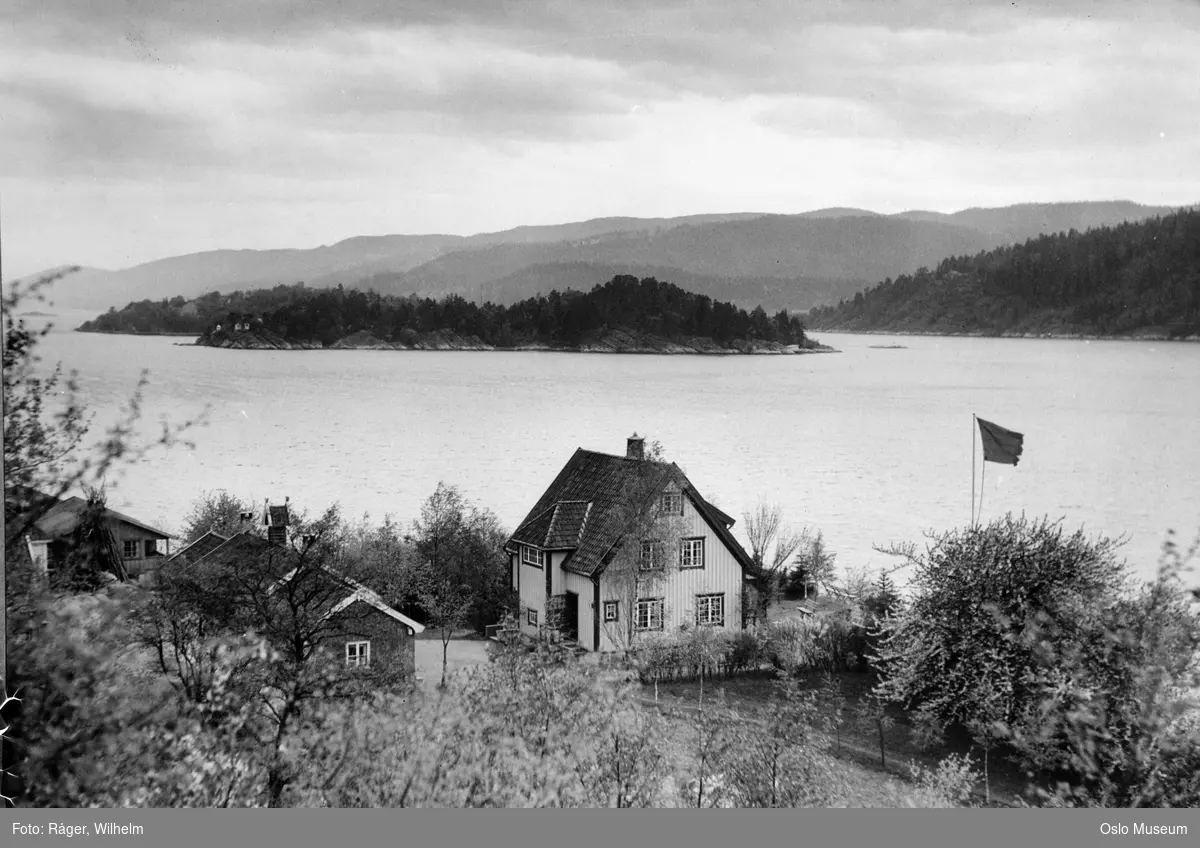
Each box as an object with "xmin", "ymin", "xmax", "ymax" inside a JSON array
[
  {"xmin": 978, "ymin": 455, "xmax": 986, "ymax": 525},
  {"xmin": 971, "ymin": 413, "xmax": 977, "ymax": 528}
]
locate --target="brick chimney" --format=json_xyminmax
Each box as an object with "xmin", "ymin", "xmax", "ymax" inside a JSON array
[{"xmin": 626, "ymin": 432, "xmax": 645, "ymax": 460}]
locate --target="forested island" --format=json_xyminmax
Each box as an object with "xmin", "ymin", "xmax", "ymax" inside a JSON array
[
  {"xmin": 79, "ymin": 275, "xmax": 833, "ymax": 354},
  {"xmin": 806, "ymin": 209, "xmax": 1200, "ymax": 339}
]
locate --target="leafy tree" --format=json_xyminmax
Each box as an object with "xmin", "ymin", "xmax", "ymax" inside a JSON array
[
  {"xmin": 340, "ymin": 514, "xmax": 424, "ymax": 615},
  {"xmin": 179, "ymin": 490, "xmax": 256, "ymax": 543},
  {"xmin": 679, "ymin": 690, "xmax": 734, "ymax": 808},
  {"xmin": 818, "ymin": 671, "xmax": 848, "ymax": 755},
  {"xmin": 875, "ymin": 514, "xmax": 1200, "ymax": 805},
  {"xmin": 908, "ymin": 753, "xmax": 981, "ymax": 808},
  {"xmin": 741, "ymin": 502, "xmax": 804, "ymax": 623},
  {"xmin": 853, "ymin": 689, "xmax": 896, "ymax": 769},
  {"xmin": 787, "ymin": 529, "xmax": 837, "ymax": 598},
  {"xmin": 874, "ymin": 514, "xmax": 1128, "ymax": 731},
  {"xmin": 3, "ymin": 274, "xmax": 198, "ymax": 806},
  {"xmin": 717, "ymin": 676, "xmax": 843, "ymax": 807},
  {"xmin": 409, "ymin": 482, "xmax": 512, "ymax": 684},
  {"xmin": 1001, "ymin": 531, "xmax": 1200, "ymax": 807}
]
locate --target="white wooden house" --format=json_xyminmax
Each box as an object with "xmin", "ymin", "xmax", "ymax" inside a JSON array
[{"xmin": 503, "ymin": 435, "xmax": 757, "ymax": 652}]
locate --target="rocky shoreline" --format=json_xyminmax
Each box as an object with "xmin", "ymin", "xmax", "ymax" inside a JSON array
[
  {"xmin": 808, "ymin": 327, "xmax": 1200, "ymax": 342},
  {"xmin": 196, "ymin": 327, "xmax": 839, "ymax": 355}
]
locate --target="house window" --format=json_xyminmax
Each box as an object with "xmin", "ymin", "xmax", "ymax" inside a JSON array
[
  {"xmin": 522, "ymin": 545, "xmax": 545, "ymax": 568},
  {"xmin": 122, "ymin": 540, "xmax": 139, "ymax": 559},
  {"xmin": 527, "ymin": 608, "xmax": 539, "ymax": 627},
  {"xmin": 639, "ymin": 540, "xmax": 663, "ymax": 570},
  {"xmin": 346, "ymin": 641, "xmax": 371, "ymax": 667},
  {"xmin": 696, "ymin": 594, "xmax": 725, "ymax": 627},
  {"xmin": 144, "ymin": 539, "xmax": 158, "ymax": 557},
  {"xmin": 661, "ymin": 491, "xmax": 683, "ymax": 516},
  {"xmin": 680, "ymin": 537, "xmax": 705, "ymax": 569},
  {"xmin": 635, "ymin": 598, "xmax": 664, "ymax": 631},
  {"xmin": 603, "ymin": 600, "xmax": 619, "ymax": 623}
]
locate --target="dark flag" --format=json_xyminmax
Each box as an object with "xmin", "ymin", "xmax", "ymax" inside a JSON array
[{"xmin": 977, "ymin": 417, "xmax": 1024, "ymax": 466}]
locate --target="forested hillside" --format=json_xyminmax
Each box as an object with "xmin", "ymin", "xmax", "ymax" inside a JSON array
[
  {"xmin": 81, "ymin": 275, "xmax": 816, "ymax": 352},
  {"xmin": 805, "ymin": 210, "xmax": 1200, "ymax": 338},
  {"xmin": 203, "ymin": 275, "xmax": 811, "ymax": 351},
  {"xmin": 78, "ymin": 283, "xmax": 315, "ymax": 335}
]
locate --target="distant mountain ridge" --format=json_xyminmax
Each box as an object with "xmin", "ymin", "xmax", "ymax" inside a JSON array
[{"xmin": 15, "ymin": 201, "xmax": 1189, "ymax": 313}]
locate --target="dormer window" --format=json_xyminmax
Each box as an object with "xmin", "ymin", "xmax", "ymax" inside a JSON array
[
  {"xmin": 661, "ymin": 491, "xmax": 683, "ymax": 516},
  {"xmin": 522, "ymin": 545, "xmax": 545, "ymax": 568}
]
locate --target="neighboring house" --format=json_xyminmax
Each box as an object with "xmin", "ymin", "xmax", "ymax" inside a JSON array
[
  {"xmin": 504, "ymin": 434, "xmax": 757, "ymax": 653},
  {"xmin": 176, "ymin": 505, "xmax": 423, "ymax": 682},
  {"xmin": 22, "ymin": 494, "xmax": 172, "ymax": 583}
]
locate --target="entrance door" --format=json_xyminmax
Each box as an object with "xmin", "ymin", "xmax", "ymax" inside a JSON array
[{"xmin": 562, "ymin": 591, "xmax": 580, "ymax": 643}]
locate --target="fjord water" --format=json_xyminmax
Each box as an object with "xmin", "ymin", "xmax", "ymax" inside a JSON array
[{"xmin": 31, "ymin": 319, "xmax": 1200, "ymax": 586}]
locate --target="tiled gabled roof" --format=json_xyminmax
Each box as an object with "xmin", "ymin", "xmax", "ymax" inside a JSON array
[
  {"xmin": 506, "ymin": 448, "xmax": 756, "ymax": 578},
  {"xmin": 165, "ymin": 530, "xmax": 230, "ymax": 563}
]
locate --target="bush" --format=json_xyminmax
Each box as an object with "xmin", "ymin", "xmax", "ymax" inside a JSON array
[
  {"xmin": 875, "ymin": 515, "xmax": 1129, "ymax": 729},
  {"xmin": 725, "ymin": 629, "xmax": 766, "ymax": 674},
  {"xmin": 908, "ymin": 753, "xmax": 981, "ymax": 808},
  {"xmin": 633, "ymin": 628, "xmax": 769, "ymax": 685},
  {"xmin": 876, "ymin": 516, "xmax": 1200, "ymax": 806},
  {"xmin": 764, "ymin": 615, "xmax": 867, "ymax": 675}
]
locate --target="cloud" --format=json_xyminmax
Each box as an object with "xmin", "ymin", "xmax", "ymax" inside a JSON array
[
  {"xmin": 3, "ymin": 0, "xmax": 1199, "ymax": 277},
  {"xmin": 753, "ymin": 15, "xmax": 1200, "ymax": 155}
]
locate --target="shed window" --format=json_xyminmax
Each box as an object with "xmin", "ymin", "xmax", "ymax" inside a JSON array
[
  {"xmin": 346, "ymin": 641, "xmax": 371, "ymax": 667},
  {"xmin": 122, "ymin": 540, "xmax": 139, "ymax": 559}
]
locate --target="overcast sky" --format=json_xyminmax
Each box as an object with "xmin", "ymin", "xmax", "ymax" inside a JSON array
[{"xmin": 2, "ymin": 0, "xmax": 1198, "ymax": 278}]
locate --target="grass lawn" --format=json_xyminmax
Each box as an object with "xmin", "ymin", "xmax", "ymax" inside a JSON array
[
  {"xmin": 640, "ymin": 671, "xmax": 1029, "ymax": 807},
  {"xmin": 414, "ymin": 638, "xmax": 492, "ymax": 692}
]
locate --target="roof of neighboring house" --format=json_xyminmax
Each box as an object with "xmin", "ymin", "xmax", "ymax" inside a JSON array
[
  {"xmin": 193, "ymin": 531, "xmax": 424, "ymax": 634},
  {"xmin": 33, "ymin": 496, "xmax": 172, "ymax": 540},
  {"xmin": 506, "ymin": 448, "xmax": 755, "ymax": 578},
  {"xmin": 323, "ymin": 588, "xmax": 426, "ymax": 634},
  {"xmin": 193, "ymin": 531, "xmax": 289, "ymax": 567},
  {"xmin": 165, "ymin": 530, "xmax": 230, "ymax": 563}
]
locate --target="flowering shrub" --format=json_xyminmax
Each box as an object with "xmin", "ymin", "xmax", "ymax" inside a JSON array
[
  {"xmin": 764, "ymin": 616, "xmax": 867, "ymax": 675},
  {"xmin": 633, "ymin": 627, "xmax": 769, "ymax": 685}
]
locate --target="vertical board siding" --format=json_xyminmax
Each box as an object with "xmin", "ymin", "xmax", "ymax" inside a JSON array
[
  {"xmin": 518, "ymin": 549, "xmax": 546, "ymax": 638},
  {"xmin": 594, "ymin": 492, "xmax": 745, "ymax": 652},
  {"xmin": 660, "ymin": 495, "xmax": 744, "ymax": 634},
  {"xmin": 562, "ymin": 569, "xmax": 596, "ymax": 650}
]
